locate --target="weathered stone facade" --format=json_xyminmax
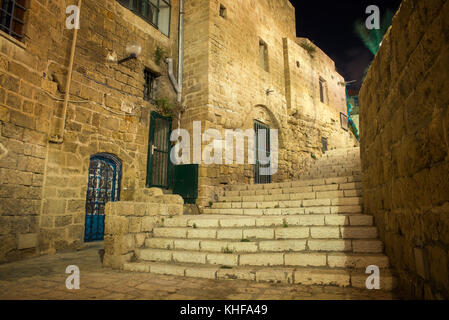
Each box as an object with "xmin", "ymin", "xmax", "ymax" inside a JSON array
[
  {"xmin": 359, "ymin": 0, "xmax": 449, "ymax": 299},
  {"xmin": 0, "ymin": 0, "xmax": 356, "ymax": 264},
  {"xmin": 180, "ymin": 0, "xmax": 356, "ymax": 207},
  {"xmin": 0, "ymin": 0, "xmax": 181, "ymax": 262}
]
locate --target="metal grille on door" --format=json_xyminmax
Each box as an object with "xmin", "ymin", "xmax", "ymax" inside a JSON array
[
  {"xmin": 84, "ymin": 154, "xmax": 121, "ymax": 242},
  {"xmin": 254, "ymin": 121, "xmax": 272, "ymax": 184},
  {"xmin": 147, "ymin": 112, "xmax": 172, "ymax": 189}
]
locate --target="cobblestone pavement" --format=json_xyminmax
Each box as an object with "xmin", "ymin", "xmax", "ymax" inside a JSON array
[{"xmin": 0, "ymin": 243, "xmax": 402, "ymax": 300}]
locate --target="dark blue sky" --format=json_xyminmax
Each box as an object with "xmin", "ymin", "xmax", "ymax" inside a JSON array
[{"xmin": 290, "ymin": 0, "xmax": 402, "ymax": 89}]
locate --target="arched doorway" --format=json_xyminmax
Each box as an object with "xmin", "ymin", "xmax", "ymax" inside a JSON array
[{"xmin": 84, "ymin": 153, "xmax": 122, "ymax": 242}]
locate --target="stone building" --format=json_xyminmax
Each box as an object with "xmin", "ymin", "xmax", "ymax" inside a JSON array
[
  {"xmin": 180, "ymin": 0, "xmax": 356, "ymax": 207},
  {"xmin": 0, "ymin": 0, "xmax": 182, "ymax": 262},
  {"xmin": 0, "ymin": 0, "xmax": 355, "ymax": 264}
]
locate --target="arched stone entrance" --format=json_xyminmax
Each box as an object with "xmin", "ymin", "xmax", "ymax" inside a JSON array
[{"xmin": 84, "ymin": 153, "xmax": 122, "ymax": 242}]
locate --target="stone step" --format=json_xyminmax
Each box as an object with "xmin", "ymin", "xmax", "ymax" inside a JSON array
[
  {"xmin": 145, "ymin": 232, "xmax": 381, "ymax": 253},
  {"xmin": 123, "ymin": 261, "xmax": 396, "ymax": 290},
  {"xmin": 300, "ymin": 171, "xmax": 362, "ymax": 179},
  {"xmin": 203, "ymin": 205, "xmax": 362, "ymax": 215},
  {"xmin": 134, "ymin": 248, "xmax": 389, "ymax": 268},
  {"xmin": 223, "ymin": 183, "xmax": 362, "ymax": 197},
  {"xmin": 161, "ymin": 214, "xmax": 374, "ymax": 228},
  {"xmin": 306, "ymin": 165, "xmax": 361, "ymax": 172},
  {"xmin": 220, "ymin": 190, "xmax": 362, "ymax": 202},
  {"xmin": 213, "ymin": 197, "xmax": 362, "ymax": 209},
  {"xmin": 151, "ymin": 227, "xmax": 381, "ymax": 249},
  {"xmin": 224, "ymin": 176, "xmax": 361, "ymax": 192},
  {"xmin": 312, "ymin": 160, "xmax": 361, "ymax": 166}
]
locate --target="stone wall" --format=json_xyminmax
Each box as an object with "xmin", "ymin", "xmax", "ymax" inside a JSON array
[
  {"xmin": 359, "ymin": 0, "xmax": 449, "ymax": 299},
  {"xmin": 181, "ymin": 0, "xmax": 356, "ymax": 207},
  {"xmin": 104, "ymin": 189, "xmax": 183, "ymax": 269},
  {"xmin": 0, "ymin": 0, "xmax": 180, "ymax": 262}
]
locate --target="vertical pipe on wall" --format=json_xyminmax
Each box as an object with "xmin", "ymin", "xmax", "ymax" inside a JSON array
[
  {"xmin": 177, "ymin": 0, "xmax": 184, "ymax": 104},
  {"xmin": 50, "ymin": 0, "xmax": 82, "ymax": 143}
]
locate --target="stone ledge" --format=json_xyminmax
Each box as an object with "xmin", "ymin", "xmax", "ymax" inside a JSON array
[{"xmin": 103, "ymin": 188, "xmax": 184, "ymax": 269}]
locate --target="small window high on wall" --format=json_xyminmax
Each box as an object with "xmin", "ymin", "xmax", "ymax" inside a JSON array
[
  {"xmin": 319, "ymin": 77, "xmax": 327, "ymax": 104},
  {"xmin": 144, "ymin": 69, "xmax": 157, "ymax": 101},
  {"xmin": 259, "ymin": 39, "xmax": 269, "ymax": 72},
  {"xmin": 118, "ymin": 0, "xmax": 171, "ymax": 37}
]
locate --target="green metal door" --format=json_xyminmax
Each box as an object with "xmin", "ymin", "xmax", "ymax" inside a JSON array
[
  {"xmin": 146, "ymin": 111, "xmax": 172, "ymax": 189},
  {"xmin": 254, "ymin": 120, "xmax": 272, "ymax": 184},
  {"xmin": 173, "ymin": 164, "xmax": 198, "ymax": 204}
]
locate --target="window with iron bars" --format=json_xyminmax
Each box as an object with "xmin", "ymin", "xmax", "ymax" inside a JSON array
[
  {"xmin": 0, "ymin": 0, "xmax": 26, "ymax": 41},
  {"xmin": 117, "ymin": 0, "xmax": 171, "ymax": 37},
  {"xmin": 144, "ymin": 69, "xmax": 157, "ymax": 102}
]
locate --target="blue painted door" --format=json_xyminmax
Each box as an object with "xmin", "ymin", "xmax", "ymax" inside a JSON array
[{"xmin": 84, "ymin": 154, "xmax": 121, "ymax": 242}]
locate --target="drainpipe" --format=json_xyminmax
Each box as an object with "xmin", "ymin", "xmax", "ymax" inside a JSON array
[
  {"xmin": 166, "ymin": 0, "xmax": 184, "ymax": 104},
  {"xmin": 177, "ymin": 0, "xmax": 184, "ymax": 104},
  {"xmin": 166, "ymin": 58, "xmax": 180, "ymax": 99},
  {"xmin": 50, "ymin": 0, "xmax": 82, "ymax": 143}
]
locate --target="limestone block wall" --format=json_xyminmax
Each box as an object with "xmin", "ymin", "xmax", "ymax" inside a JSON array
[
  {"xmin": 0, "ymin": 0, "xmax": 180, "ymax": 262},
  {"xmin": 103, "ymin": 192, "xmax": 183, "ymax": 269},
  {"xmin": 359, "ymin": 0, "xmax": 449, "ymax": 299}
]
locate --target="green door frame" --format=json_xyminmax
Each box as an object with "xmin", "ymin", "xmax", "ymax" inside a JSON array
[{"xmin": 146, "ymin": 111, "xmax": 173, "ymax": 189}]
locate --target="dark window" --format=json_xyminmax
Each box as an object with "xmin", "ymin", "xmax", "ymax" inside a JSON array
[
  {"xmin": 0, "ymin": 0, "xmax": 27, "ymax": 41},
  {"xmin": 319, "ymin": 78, "xmax": 327, "ymax": 103},
  {"xmin": 340, "ymin": 112, "xmax": 348, "ymax": 131},
  {"xmin": 118, "ymin": 0, "xmax": 171, "ymax": 37},
  {"xmin": 259, "ymin": 39, "xmax": 269, "ymax": 72},
  {"xmin": 219, "ymin": 4, "xmax": 227, "ymax": 18},
  {"xmin": 144, "ymin": 69, "xmax": 157, "ymax": 101},
  {"xmin": 321, "ymin": 137, "xmax": 328, "ymax": 153}
]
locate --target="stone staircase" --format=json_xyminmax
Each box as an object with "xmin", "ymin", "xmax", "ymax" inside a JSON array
[{"xmin": 123, "ymin": 147, "xmax": 397, "ymax": 290}]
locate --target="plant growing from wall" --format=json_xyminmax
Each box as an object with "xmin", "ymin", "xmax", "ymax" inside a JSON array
[
  {"xmin": 154, "ymin": 97, "xmax": 175, "ymax": 117},
  {"xmin": 299, "ymin": 41, "xmax": 316, "ymax": 58},
  {"xmin": 154, "ymin": 46, "xmax": 168, "ymax": 66}
]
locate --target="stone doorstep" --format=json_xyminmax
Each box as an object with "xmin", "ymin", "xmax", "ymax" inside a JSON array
[
  {"xmin": 161, "ymin": 214, "xmax": 374, "ymax": 228},
  {"xmin": 122, "ymin": 262, "xmax": 396, "ymax": 291}
]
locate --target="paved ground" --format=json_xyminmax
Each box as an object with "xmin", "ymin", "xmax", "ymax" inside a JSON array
[{"xmin": 0, "ymin": 243, "xmax": 402, "ymax": 300}]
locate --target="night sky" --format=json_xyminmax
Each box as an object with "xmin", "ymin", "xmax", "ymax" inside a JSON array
[{"xmin": 290, "ymin": 0, "xmax": 402, "ymax": 90}]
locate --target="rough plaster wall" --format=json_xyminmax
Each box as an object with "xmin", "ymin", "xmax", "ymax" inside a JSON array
[
  {"xmin": 0, "ymin": 0, "xmax": 180, "ymax": 262},
  {"xmin": 359, "ymin": 0, "xmax": 449, "ymax": 299}
]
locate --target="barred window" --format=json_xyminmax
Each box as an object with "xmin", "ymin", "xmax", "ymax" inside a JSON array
[
  {"xmin": 144, "ymin": 69, "xmax": 157, "ymax": 102},
  {"xmin": 0, "ymin": 0, "xmax": 26, "ymax": 41},
  {"xmin": 118, "ymin": 0, "xmax": 171, "ymax": 37}
]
